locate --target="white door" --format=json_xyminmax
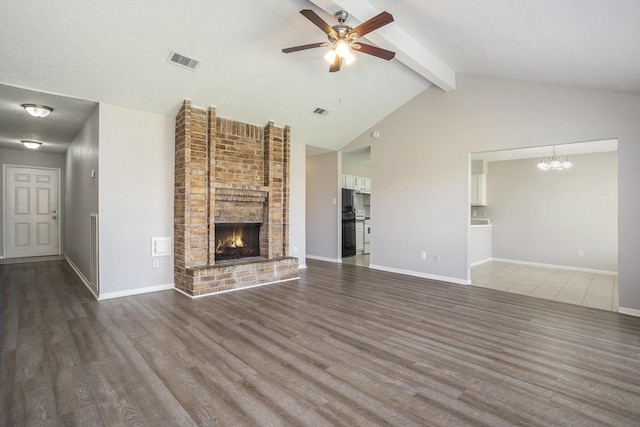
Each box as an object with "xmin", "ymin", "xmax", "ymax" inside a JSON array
[{"xmin": 4, "ymin": 166, "xmax": 61, "ymax": 258}]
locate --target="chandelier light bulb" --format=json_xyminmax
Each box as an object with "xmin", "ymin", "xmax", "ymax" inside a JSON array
[
  {"xmin": 549, "ymin": 159, "xmax": 562, "ymax": 169},
  {"xmin": 537, "ymin": 159, "xmax": 550, "ymax": 170},
  {"xmin": 536, "ymin": 146, "xmax": 574, "ymax": 171}
]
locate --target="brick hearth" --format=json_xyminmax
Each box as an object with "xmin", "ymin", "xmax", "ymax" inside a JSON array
[{"xmin": 174, "ymin": 100, "xmax": 298, "ymax": 297}]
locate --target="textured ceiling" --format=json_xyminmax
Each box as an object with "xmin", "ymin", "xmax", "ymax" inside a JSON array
[{"xmin": 1, "ymin": 0, "xmax": 639, "ymax": 154}]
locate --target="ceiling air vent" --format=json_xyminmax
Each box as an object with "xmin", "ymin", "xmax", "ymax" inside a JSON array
[
  {"xmin": 168, "ymin": 51, "xmax": 200, "ymax": 71},
  {"xmin": 313, "ymin": 107, "xmax": 329, "ymax": 117}
]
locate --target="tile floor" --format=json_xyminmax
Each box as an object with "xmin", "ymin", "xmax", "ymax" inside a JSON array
[
  {"xmin": 471, "ymin": 261, "xmax": 619, "ymax": 312},
  {"xmin": 342, "ymin": 254, "xmax": 370, "ymax": 267}
]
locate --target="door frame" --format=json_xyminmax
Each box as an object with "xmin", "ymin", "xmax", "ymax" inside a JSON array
[{"xmin": 2, "ymin": 164, "xmax": 63, "ymax": 259}]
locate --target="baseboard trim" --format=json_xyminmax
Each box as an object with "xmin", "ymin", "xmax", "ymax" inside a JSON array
[
  {"xmin": 174, "ymin": 276, "xmax": 300, "ymax": 299},
  {"xmin": 369, "ymin": 264, "xmax": 470, "ymax": 286},
  {"xmin": 65, "ymin": 256, "xmax": 99, "ymax": 300},
  {"xmin": 98, "ymin": 283, "xmax": 175, "ymax": 301},
  {"xmin": 470, "ymin": 258, "xmax": 492, "ymax": 267},
  {"xmin": 491, "ymin": 258, "xmax": 618, "ymax": 276},
  {"xmin": 306, "ymin": 255, "xmax": 340, "ymax": 263},
  {"xmin": 618, "ymin": 307, "xmax": 640, "ymax": 318}
]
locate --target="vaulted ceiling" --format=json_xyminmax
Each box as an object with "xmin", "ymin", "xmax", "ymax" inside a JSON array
[{"xmin": 1, "ymin": 0, "xmax": 639, "ymax": 154}]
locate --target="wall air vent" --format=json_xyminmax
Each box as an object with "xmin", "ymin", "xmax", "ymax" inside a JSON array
[
  {"xmin": 167, "ymin": 51, "xmax": 200, "ymax": 71},
  {"xmin": 313, "ymin": 107, "xmax": 329, "ymax": 116}
]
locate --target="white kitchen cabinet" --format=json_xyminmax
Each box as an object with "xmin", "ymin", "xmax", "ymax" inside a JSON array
[
  {"xmin": 343, "ymin": 174, "xmax": 371, "ymax": 193},
  {"xmin": 342, "ymin": 174, "xmax": 355, "ymax": 190},
  {"xmin": 356, "ymin": 221, "xmax": 364, "ymax": 253},
  {"xmin": 471, "ymin": 174, "xmax": 487, "ymax": 206},
  {"xmin": 354, "ymin": 176, "xmax": 365, "ymax": 191}
]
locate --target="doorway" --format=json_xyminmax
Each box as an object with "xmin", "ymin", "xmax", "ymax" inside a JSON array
[
  {"xmin": 3, "ymin": 165, "xmax": 62, "ymax": 258},
  {"xmin": 468, "ymin": 139, "xmax": 619, "ymax": 311},
  {"xmin": 342, "ymin": 147, "xmax": 371, "ymax": 267}
]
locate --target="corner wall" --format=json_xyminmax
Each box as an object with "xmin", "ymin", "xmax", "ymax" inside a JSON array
[
  {"xmin": 64, "ymin": 105, "xmax": 99, "ymax": 279},
  {"xmin": 98, "ymin": 103, "xmax": 175, "ymax": 297},
  {"xmin": 305, "ymin": 150, "xmax": 340, "ymax": 261}
]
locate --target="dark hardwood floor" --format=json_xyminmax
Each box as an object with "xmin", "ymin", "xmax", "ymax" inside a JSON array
[{"xmin": 2, "ymin": 259, "xmax": 640, "ymax": 426}]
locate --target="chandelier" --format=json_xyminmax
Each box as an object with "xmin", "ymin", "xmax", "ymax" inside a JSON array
[{"xmin": 537, "ymin": 146, "xmax": 573, "ymax": 171}]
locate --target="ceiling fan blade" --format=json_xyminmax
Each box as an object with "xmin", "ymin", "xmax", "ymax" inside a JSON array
[
  {"xmin": 300, "ymin": 9, "xmax": 337, "ymax": 38},
  {"xmin": 347, "ymin": 11, "xmax": 394, "ymax": 39},
  {"xmin": 329, "ymin": 55, "xmax": 342, "ymax": 72},
  {"xmin": 352, "ymin": 43, "xmax": 396, "ymax": 60},
  {"xmin": 282, "ymin": 42, "xmax": 330, "ymax": 54}
]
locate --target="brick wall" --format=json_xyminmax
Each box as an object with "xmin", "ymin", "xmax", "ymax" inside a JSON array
[{"xmin": 174, "ymin": 101, "xmax": 297, "ymax": 296}]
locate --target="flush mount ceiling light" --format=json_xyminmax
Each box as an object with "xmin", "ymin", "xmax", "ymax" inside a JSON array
[
  {"xmin": 21, "ymin": 140, "xmax": 42, "ymax": 149},
  {"xmin": 22, "ymin": 104, "xmax": 53, "ymax": 118},
  {"xmin": 537, "ymin": 146, "xmax": 573, "ymax": 171}
]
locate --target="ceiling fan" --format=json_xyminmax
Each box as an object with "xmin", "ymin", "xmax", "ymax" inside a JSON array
[{"xmin": 282, "ymin": 9, "xmax": 396, "ymax": 72}]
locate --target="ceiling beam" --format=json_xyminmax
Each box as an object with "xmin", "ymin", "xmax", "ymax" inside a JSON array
[{"xmin": 309, "ymin": 0, "xmax": 456, "ymax": 91}]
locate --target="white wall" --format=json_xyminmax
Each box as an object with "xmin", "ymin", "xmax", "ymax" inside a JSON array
[
  {"xmin": 342, "ymin": 74, "xmax": 640, "ymax": 312},
  {"xmin": 305, "ymin": 150, "xmax": 340, "ymax": 261},
  {"xmin": 98, "ymin": 103, "xmax": 174, "ymax": 296},
  {"xmin": 488, "ymin": 151, "xmax": 617, "ymax": 272},
  {"xmin": 1, "ymin": 147, "xmax": 66, "ymax": 258},
  {"xmin": 343, "ymin": 150, "xmax": 371, "ymax": 177},
  {"xmin": 289, "ymin": 142, "xmax": 307, "ymax": 268},
  {"xmin": 64, "ymin": 106, "xmax": 99, "ymax": 278}
]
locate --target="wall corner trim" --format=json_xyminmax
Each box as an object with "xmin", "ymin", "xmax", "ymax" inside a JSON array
[{"xmin": 66, "ymin": 255, "xmax": 98, "ymax": 300}]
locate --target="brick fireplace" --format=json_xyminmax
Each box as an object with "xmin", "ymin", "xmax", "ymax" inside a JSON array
[{"xmin": 174, "ymin": 100, "xmax": 298, "ymax": 297}]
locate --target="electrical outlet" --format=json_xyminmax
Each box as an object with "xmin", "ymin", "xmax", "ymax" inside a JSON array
[
  {"xmin": 578, "ymin": 249, "xmax": 584, "ymax": 257},
  {"xmin": 420, "ymin": 251, "xmax": 427, "ymax": 260},
  {"xmin": 434, "ymin": 255, "xmax": 441, "ymax": 263},
  {"xmin": 152, "ymin": 259, "xmax": 159, "ymax": 268}
]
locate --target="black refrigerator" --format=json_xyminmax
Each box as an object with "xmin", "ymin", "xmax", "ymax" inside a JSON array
[{"xmin": 342, "ymin": 188, "xmax": 356, "ymax": 257}]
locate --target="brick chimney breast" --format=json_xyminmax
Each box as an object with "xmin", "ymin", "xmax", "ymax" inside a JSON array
[{"xmin": 174, "ymin": 101, "xmax": 298, "ymax": 297}]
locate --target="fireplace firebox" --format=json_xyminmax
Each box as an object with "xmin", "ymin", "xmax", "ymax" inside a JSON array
[{"xmin": 215, "ymin": 223, "xmax": 261, "ymax": 261}]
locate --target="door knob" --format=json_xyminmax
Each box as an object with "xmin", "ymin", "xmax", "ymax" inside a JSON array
[{"xmin": 52, "ymin": 215, "xmax": 57, "ymax": 220}]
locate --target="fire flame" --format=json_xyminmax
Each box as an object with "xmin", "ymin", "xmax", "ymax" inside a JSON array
[{"xmin": 216, "ymin": 227, "xmax": 244, "ymax": 252}]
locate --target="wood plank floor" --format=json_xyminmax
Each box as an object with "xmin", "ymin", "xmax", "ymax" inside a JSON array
[{"xmin": 2, "ymin": 259, "xmax": 640, "ymax": 426}]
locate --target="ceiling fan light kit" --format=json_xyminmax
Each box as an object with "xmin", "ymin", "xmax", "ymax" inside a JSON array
[{"xmin": 282, "ymin": 9, "xmax": 396, "ymax": 72}]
